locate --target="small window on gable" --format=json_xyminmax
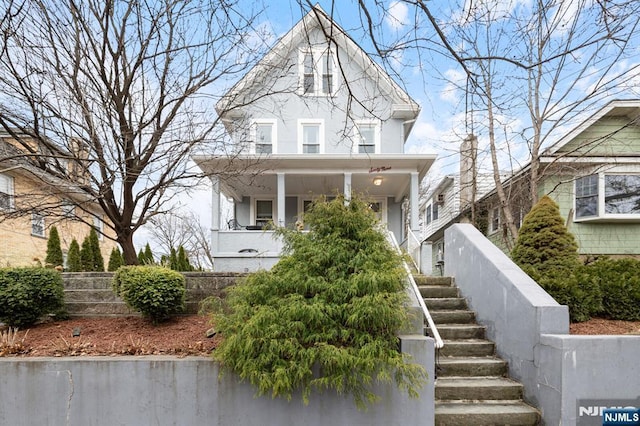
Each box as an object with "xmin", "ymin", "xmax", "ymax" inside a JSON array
[
  {"xmin": 490, "ymin": 206, "xmax": 500, "ymax": 234},
  {"xmin": 299, "ymin": 48, "xmax": 336, "ymax": 96},
  {"xmin": 0, "ymin": 173, "xmax": 14, "ymax": 210},
  {"xmin": 32, "ymin": 212, "xmax": 45, "ymax": 237},
  {"xmin": 298, "ymin": 120, "xmax": 323, "ymax": 154},
  {"xmin": 355, "ymin": 122, "xmax": 379, "ymax": 154}
]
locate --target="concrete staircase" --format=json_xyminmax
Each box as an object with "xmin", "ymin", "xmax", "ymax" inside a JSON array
[{"xmin": 416, "ymin": 275, "xmax": 541, "ymax": 426}]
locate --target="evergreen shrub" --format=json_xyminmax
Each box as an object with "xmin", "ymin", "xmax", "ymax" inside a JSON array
[
  {"xmin": 45, "ymin": 226, "xmax": 64, "ymax": 269},
  {"xmin": 0, "ymin": 268, "xmax": 66, "ymax": 327},
  {"xmin": 586, "ymin": 258, "xmax": 640, "ymax": 321},
  {"xmin": 66, "ymin": 239, "xmax": 82, "ymax": 272},
  {"xmin": 213, "ymin": 195, "xmax": 426, "ymax": 408},
  {"xmin": 112, "ymin": 266, "xmax": 185, "ymax": 323},
  {"xmin": 512, "ymin": 196, "xmax": 601, "ymax": 322},
  {"xmin": 108, "ymin": 247, "xmax": 124, "ymax": 272}
]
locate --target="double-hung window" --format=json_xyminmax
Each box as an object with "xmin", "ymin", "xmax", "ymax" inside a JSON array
[
  {"xmin": 575, "ymin": 173, "xmax": 640, "ymax": 220},
  {"xmin": 253, "ymin": 120, "xmax": 276, "ymax": 154},
  {"xmin": 355, "ymin": 122, "xmax": 380, "ymax": 154},
  {"xmin": 31, "ymin": 212, "xmax": 45, "ymax": 237},
  {"xmin": 0, "ymin": 173, "xmax": 14, "ymax": 210},
  {"xmin": 299, "ymin": 48, "xmax": 336, "ymax": 96},
  {"xmin": 93, "ymin": 215, "xmax": 104, "ymax": 240},
  {"xmin": 490, "ymin": 207, "xmax": 500, "ymax": 234},
  {"xmin": 298, "ymin": 120, "xmax": 324, "ymax": 154}
]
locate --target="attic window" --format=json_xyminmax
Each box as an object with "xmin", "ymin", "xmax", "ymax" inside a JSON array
[{"xmin": 299, "ymin": 48, "xmax": 336, "ymax": 96}]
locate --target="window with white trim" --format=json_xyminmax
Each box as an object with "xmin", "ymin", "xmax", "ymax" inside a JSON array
[
  {"xmin": 298, "ymin": 120, "xmax": 324, "ymax": 154},
  {"xmin": 255, "ymin": 200, "xmax": 273, "ymax": 228},
  {"xmin": 575, "ymin": 173, "xmax": 640, "ymax": 220},
  {"xmin": 433, "ymin": 201, "xmax": 439, "ymax": 221},
  {"xmin": 0, "ymin": 173, "xmax": 14, "ymax": 210},
  {"xmin": 425, "ymin": 204, "xmax": 432, "ymax": 225},
  {"xmin": 31, "ymin": 212, "xmax": 45, "ymax": 237},
  {"xmin": 93, "ymin": 215, "xmax": 104, "ymax": 240},
  {"xmin": 252, "ymin": 120, "xmax": 276, "ymax": 154},
  {"xmin": 355, "ymin": 121, "xmax": 380, "ymax": 154},
  {"xmin": 299, "ymin": 48, "xmax": 336, "ymax": 96}
]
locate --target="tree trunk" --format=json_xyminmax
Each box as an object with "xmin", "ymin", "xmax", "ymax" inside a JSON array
[{"xmin": 118, "ymin": 231, "xmax": 139, "ymax": 266}]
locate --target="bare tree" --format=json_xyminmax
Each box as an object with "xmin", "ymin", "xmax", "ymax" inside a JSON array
[
  {"xmin": 148, "ymin": 211, "xmax": 214, "ymax": 270},
  {"xmin": 337, "ymin": 0, "xmax": 640, "ymax": 243},
  {"xmin": 0, "ymin": 0, "xmax": 270, "ymax": 263}
]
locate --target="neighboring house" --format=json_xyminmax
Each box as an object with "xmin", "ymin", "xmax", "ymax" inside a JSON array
[
  {"xmin": 193, "ymin": 5, "xmax": 435, "ymax": 272},
  {"xmin": 422, "ymin": 99, "xmax": 640, "ymax": 273},
  {"xmin": 0, "ymin": 132, "xmax": 117, "ymax": 268}
]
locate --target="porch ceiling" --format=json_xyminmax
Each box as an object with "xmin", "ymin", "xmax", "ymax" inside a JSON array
[{"xmin": 193, "ymin": 153, "xmax": 436, "ymax": 202}]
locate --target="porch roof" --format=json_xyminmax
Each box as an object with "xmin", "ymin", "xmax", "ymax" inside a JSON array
[{"xmin": 192, "ymin": 153, "xmax": 435, "ymax": 202}]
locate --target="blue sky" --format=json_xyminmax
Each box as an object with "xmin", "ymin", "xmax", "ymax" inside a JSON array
[{"xmin": 137, "ymin": 0, "xmax": 640, "ymax": 252}]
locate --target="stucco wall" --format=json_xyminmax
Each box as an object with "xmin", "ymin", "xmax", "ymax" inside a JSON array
[{"xmin": 0, "ymin": 335, "xmax": 434, "ymax": 426}]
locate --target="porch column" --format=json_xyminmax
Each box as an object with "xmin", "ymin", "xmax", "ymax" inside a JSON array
[
  {"xmin": 277, "ymin": 172, "xmax": 285, "ymax": 227},
  {"xmin": 210, "ymin": 175, "xmax": 221, "ymax": 254},
  {"xmin": 343, "ymin": 172, "xmax": 352, "ymax": 203},
  {"xmin": 410, "ymin": 171, "xmax": 419, "ymax": 232}
]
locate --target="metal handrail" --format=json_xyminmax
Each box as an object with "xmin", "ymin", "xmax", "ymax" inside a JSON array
[
  {"xmin": 387, "ymin": 230, "xmax": 444, "ymax": 349},
  {"xmin": 406, "ymin": 228, "xmax": 422, "ymax": 272}
]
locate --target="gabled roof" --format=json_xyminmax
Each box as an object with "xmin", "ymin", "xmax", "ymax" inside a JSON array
[
  {"xmin": 543, "ymin": 99, "xmax": 640, "ymax": 156},
  {"xmin": 216, "ymin": 4, "xmax": 420, "ymax": 121}
]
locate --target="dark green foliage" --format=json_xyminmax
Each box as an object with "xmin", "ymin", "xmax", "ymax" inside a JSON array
[
  {"xmin": 169, "ymin": 247, "xmax": 178, "ymax": 270},
  {"xmin": 45, "ymin": 226, "xmax": 64, "ymax": 269},
  {"xmin": 89, "ymin": 228, "xmax": 104, "ymax": 272},
  {"xmin": 137, "ymin": 249, "xmax": 145, "ymax": 264},
  {"xmin": 144, "ymin": 243, "xmax": 154, "ymax": 264},
  {"xmin": 586, "ymin": 258, "xmax": 640, "ymax": 321},
  {"xmin": 66, "ymin": 239, "xmax": 82, "ymax": 272},
  {"xmin": 213, "ymin": 195, "xmax": 426, "ymax": 408},
  {"xmin": 0, "ymin": 268, "xmax": 66, "ymax": 327},
  {"xmin": 175, "ymin": 246, "xmax": 193, "ymax": 271},
  {"xmin": 108, "ymin": 247, "xmax": 124, "ymax": 272},
  {"xmin": 512, "ymin": 196, "xmax": 600, "ymax": 322},
  {"xmin": 511, "ymin": 195, "xmax": 580, "ymax": 273},
  {"xmin": 112, "ymin": 266, "xmax": 185, "ymax": 323},
  {"xmin": 80, "ymin": 236, "xmax": 94, "ymax": 271}
]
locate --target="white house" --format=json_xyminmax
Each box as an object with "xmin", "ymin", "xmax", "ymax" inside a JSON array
[{"xmin": 193, "ymin": 5, "xmax": 435, "ymax": 272}]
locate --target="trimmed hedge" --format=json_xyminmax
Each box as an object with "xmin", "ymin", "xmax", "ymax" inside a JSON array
[
  {"xmin": 112, "ymin": 266, "xmax": 186, "ymax": 323},
  {"xmin": 0, "ymin": 268, "xmax": 66, "ymax": 327},
  {"xmin": 586, "ymin": 258, "xmax": 640, "ymax": 321}
]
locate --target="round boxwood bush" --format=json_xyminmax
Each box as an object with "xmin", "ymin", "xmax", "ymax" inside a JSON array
[
  {"xmin": 112, "ymin": 266, "xmax": 186, "ymax": 323},
  {"xmin": 0, "ymin": 267, "xmax": 66, "ymax": 327}
]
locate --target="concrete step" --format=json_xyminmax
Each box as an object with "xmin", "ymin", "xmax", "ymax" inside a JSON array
[
  {"xmin": 63, "ymin": 277, "xmax": 113, "ymax": 290},
  {"xmin": 424, "ymin": 297, "xmax": 467, "ymax": 310},
  {"xmin": 435, "ymin": 377, "xmax": 523, "ymax": 400},
  {"xmin": 413, "ymin": 275, "xmax": 453, "ymax": 286},
  {"xmin": 435, "ymin": 400, "xmax": 540, "ymax": 425},
  {"xmin": 437, "ymin": 357, "xmax": 508, "ymax": 377},
  {"xmin": 439, "ymin": 339, "xmax": 495, "ymax": 357},
  {"xmin": 428, "ymin": 324, "xmax": 486, "ymax": 340},
  {"xmin": 419, "ymin": 285, "xmax": 458, "ymax": 298},
  {"xmin": 431, "ymin": 310, "xmax": 476, "ymax": 324}
]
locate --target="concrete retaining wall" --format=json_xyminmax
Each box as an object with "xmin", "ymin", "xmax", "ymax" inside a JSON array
[
  {"xmin": 537, "ymin": 335, "xmax": 640, "ymax": 426},
  {"xmin": 0, "ymin": 335, "xmax": 435, "ymax": 426},
  {"xmin": 444, "ymin": 224, "xmax": 640, "ymax": 425}
]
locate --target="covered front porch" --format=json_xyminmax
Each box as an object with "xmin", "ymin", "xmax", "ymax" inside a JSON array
[{"xmin": 193, "ymin": 154, "xmax": 435, "ymax": 272}]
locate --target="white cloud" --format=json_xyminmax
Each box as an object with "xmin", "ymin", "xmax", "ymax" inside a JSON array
[
  {"xmin": 386, "ymin": 1, "xmax": 409, "ymax": 30},
  {"xmin": 440, "ymin": 68, "xmax": 466, "ymax": 104}
]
